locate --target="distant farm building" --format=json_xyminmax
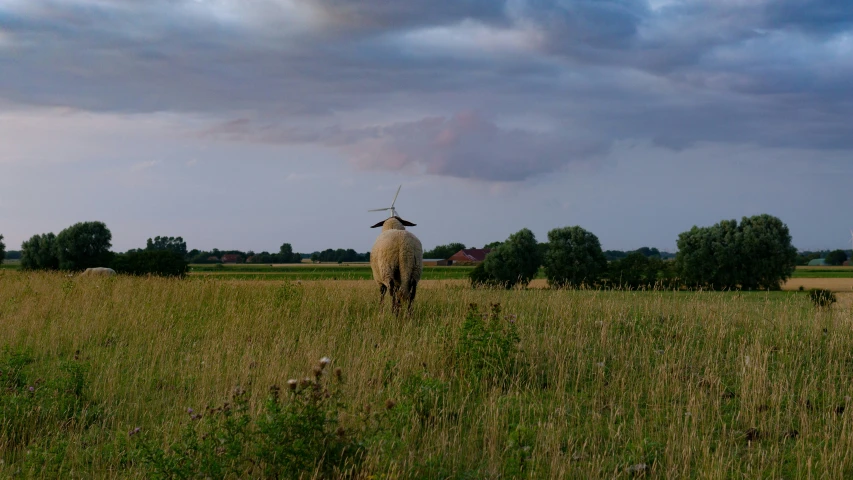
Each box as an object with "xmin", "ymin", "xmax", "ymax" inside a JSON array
[
  {"xmin": 423, "ymin": 259, "xmax": 450, "ymax": 266},
  {"xmin": 207, "ymin": 256, "xmax": 220, "ymax": 262},
  {"xmin": 446, "ymin": 248, "xmax": 492, "ymax": 265},
  {"xmin": 808, "ymin": 259, "xmax": 828, "ymax": 266},
  {"xmin": 220, "ymin": 254, "xmax": 244, "ymax": 264},
  {"xmin": 845, "ymin": 260, "xmax": 851, "ymax": 267}
]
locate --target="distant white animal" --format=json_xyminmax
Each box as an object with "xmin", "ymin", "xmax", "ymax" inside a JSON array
[
  {"xmin": 80, "ymin": 267, "xmax": 117, "ymax": 276},
  {"xmin": 370, "ymin": 216, "xmax": 423, "ymax": 316}
]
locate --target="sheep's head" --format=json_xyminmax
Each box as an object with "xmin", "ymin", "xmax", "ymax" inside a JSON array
[{"xmin": 370, "ymin": 216, "xmax": 416, "ymax": 231}]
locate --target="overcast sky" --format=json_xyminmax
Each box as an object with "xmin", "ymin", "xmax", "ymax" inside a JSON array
[{"xmin": 1, "ymin": 0, "xmax": 851, "ymax": 254}]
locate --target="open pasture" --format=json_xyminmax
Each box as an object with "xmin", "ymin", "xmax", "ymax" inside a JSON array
[
  {"xmin": 188, "ymin": 264, "xmax": 476, "ymax": 281},
  {"xmin": 2, "ymin": 271, "xmax": 853, "ymax": 478},
  {"xmin": 790, "ymin": 267, "xmax": 853, "ymax": 279}
]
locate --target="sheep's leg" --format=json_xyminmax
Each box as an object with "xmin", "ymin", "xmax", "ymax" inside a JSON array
[
  {"xmin": 389, "ymin": 281, "xmax": 401, "ymax": 316},
  {"xmin": 406, "ymin": 282, "xmax": 418, "ymax": 316},
  {"xmin": 378, "ymin": 284, "xmax": 387, "ymax": 307}
]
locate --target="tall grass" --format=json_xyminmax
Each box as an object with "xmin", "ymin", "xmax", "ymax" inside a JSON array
[{"xmin": 0, "ymin": 270, "xmax": 851, "ymax": 478}]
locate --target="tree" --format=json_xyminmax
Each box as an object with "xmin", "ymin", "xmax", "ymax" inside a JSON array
[
  {"xmin": 481, "ymin": 228, "xmax": 541, "ymax": 289},
  {"xmin": 607, "ymin": 253, "xmax": 673, "ymax": 289},
  {"xmin": 424, "ymin": 242, "xmax": 466, "ymax": 260},
  {"xmin": 55, "ymin": 221, "xmax": 114, "ymax": 271},
  {"xmin": 146, "ymin": 236, "xmax": 187, "ymax": 256},
  {"xmin": 0, "ymin": 234, "xmax": 5, "ymax": 264},
  {"xmin": 634, "ymin": 247, "xmax": 661, "ymax": 258},
  {"xmin": 676, "ymin": 214, "xmax": 797, "ymax": 290},
  {"xmin": 276, "ymin": 243, "xmax": 302, "ymax": 263},
  {"xmin": 111, "ymin": 250, "xmax": 189, "ymax": 277},
  {"xmin": 543, "ymin": 226, "xmax": 608, "ymax": 288},
  {"xmin": 20, "ymin": 233, "xmax": 60, "ymax": 270},
  {"xmin": 825, "ymin": 249, "xmax": 848, "ymax": 266}
]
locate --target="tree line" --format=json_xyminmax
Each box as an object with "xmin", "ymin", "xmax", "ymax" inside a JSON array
[
  {"xmin": 0, "ymin": 213, "xmax": 847, "ymax": 287},
  {"xmin": 468, "ymin": 214, "xmax": 802, "ymax": 291},
  {"xmin": 2, "ymin": 222, "xmax": 375, "ymax": 275}
]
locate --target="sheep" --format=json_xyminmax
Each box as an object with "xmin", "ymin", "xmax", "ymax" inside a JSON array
[
  {"xmin": 370, "ymin": 216, "xmax": 423, "ymax": 316},
  {"xmin": 80, "ymin": 267, "xmax": 117, "ymax": 276}
]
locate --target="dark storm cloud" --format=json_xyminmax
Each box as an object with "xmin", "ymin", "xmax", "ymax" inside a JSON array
[{"xmin": 1, "ymin": 0, "xmax": 851, "ymax": 181}]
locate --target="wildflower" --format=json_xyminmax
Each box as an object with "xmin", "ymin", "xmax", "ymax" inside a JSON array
[
  {"xmin": 28, "ymin": 386, "xmax": 34, "ymax": 392},
  {"xmin": 129, "ymin": 427, "xmax": 141, "ymax": 437},
  {"xmin": 287, "ymin": 379, "xmax": 298, "ymax": 390},
  {"xmin": 319, "ymin": 357, "xmax": 331, "ymax": 369},
  {"xmin": 187, "ymin": 408, "xmax": 194, "ymax": 414},
  {"xmin": 334, "ymin": 368, "xmax": 343, "ymax": 381},
  {"xmin": 313, "ymin": 366, "xmax": 323, "ymax": 378}
]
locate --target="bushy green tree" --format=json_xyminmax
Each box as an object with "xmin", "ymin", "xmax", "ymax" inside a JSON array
[
  {"xmin": 55, "ymin": 221, "xmax": 114, "ymax": 271},
  {"xmin": 20, "ymin": 233, "xmax": 60, "ymax": 270},
  {"xmin": 424, "ymin": 242, "xmax": 466, "ymax": 260},
  {"xmin": 277, "ymin": 243, "xmax": 302, "ymax": 263},
  {"xmin": 146, "ymin": 236, "xmax": 187, "ymax": 256},
  {"xmin": 544, "ymin": 226, "xmax": 607, "ymax": 288},
  {"xmin": 111, "ymin": 250, "xmax": 189, "ymax": 277},
  {"xmin": 607, "ymin": 253, "xmax": 676, "ymax": 289},
  {"xmin": 825, "ymin": 250, "xmax": 848, "ymax": 266},
  {"xmin": 676, "ymin": 214, "xmax": 797, "ymax": 290},
  {"xmin": 481, "ymin": 228, "xmax": 541, "ymax": 289}
]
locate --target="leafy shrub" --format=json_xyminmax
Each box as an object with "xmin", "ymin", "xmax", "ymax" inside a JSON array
[
  {"xmin": 135, "ymin": 358, "xmax": 374, "ymax": 478},
  {"xmin": 809, "ymin": 288, "xmax": 837, "ymax": 308},
  {"xmin": 0, "ymin": 349, "xmax": 101, "ymax": 459},
  {"xmin": 455, "ymin": 303, "xmax": 523, "ymax": 388},
  {"xmin": 398, "ymin": 372, "xmax": 450, "ymax": 426},
  {"xmin": 469, "ymin": 263, "xmax": 501, "ymax": 289},
  {"xmin": 111, "ymin": 250, "xmax": 189, "ymax": 277}
]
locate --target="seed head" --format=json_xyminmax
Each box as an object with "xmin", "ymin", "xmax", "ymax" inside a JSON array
[
  {"xmin": 319, "ymin": 357, "xmax": 331, "ymax": 369},
  {"xmin": 313, "ymin": 366, "xmax": 324, "ymax": 378},
  {"xmin": 334, "ymin": 367, "xmax": 342, "ymax": 381},
  {"xmin": 129, "ymin": 427, "xmax": 141, "ymax": 437},
  {"xmin": 385, "ymin": 399, "xmax": 397, "ymax": 410},
  {"xmin": 287, "ymin": 379, "xmax": 298, "ymax": 390}
]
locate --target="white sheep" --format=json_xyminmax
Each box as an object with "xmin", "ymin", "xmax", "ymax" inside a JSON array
[
  {"xmin": 80, "ymin": 267, "xmax": 117, "ymax": 276},
  {"xmin": 370, "ymin": 216, "xmax": 423, "ymax": 315}
]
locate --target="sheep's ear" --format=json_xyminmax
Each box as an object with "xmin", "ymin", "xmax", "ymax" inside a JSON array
[
  {"xmin": 370, "ymin": 220, "xmax": 386, "ymax": 228},
  {"xmin": 396, "ymin": 217, "xmax": 417, "ymax": 227}
]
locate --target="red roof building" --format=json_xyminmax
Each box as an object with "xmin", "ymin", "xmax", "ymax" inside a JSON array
[
  {"xmin": 220, "ymin": 254, "xmax": 243, "ymax": 264},
  {"xmin": 447, "ymin": 248, "xmax": 492, "ymax": 265}
]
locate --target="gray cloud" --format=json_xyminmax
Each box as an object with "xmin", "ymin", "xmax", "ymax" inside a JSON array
[
  {"xmin": 0, "ymin": 0, "xmax": 851, "ymax": 181},
  {"xmin": 203, "ymin": 111, "xmax": 607, "ymax": 181}
]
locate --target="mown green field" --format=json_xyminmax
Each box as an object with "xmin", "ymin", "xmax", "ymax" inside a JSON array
[
  {"xmin": 2, "ymin": 270, "xmax": 852, "ymax": 478},
  {"xmin": 790, "ymin": 267, "xmax": 853, "ymax": 278},
  {"xmin": 189, "ymin": 264, "xmax": 476, "ymax": 281}
]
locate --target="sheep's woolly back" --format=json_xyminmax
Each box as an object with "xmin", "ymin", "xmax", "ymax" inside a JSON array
[
  {"xmin": 381, "ymin": 217, "xmax": 406, "ymax": 231},
  {"xmin": 370, "ymin": 227, "xmax": 423, "ymax": 292}
]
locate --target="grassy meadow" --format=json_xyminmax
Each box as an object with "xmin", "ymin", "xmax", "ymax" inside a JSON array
[{"xmin": 2, "ymin": 270, "xmax": 853, "ymax": 478}]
